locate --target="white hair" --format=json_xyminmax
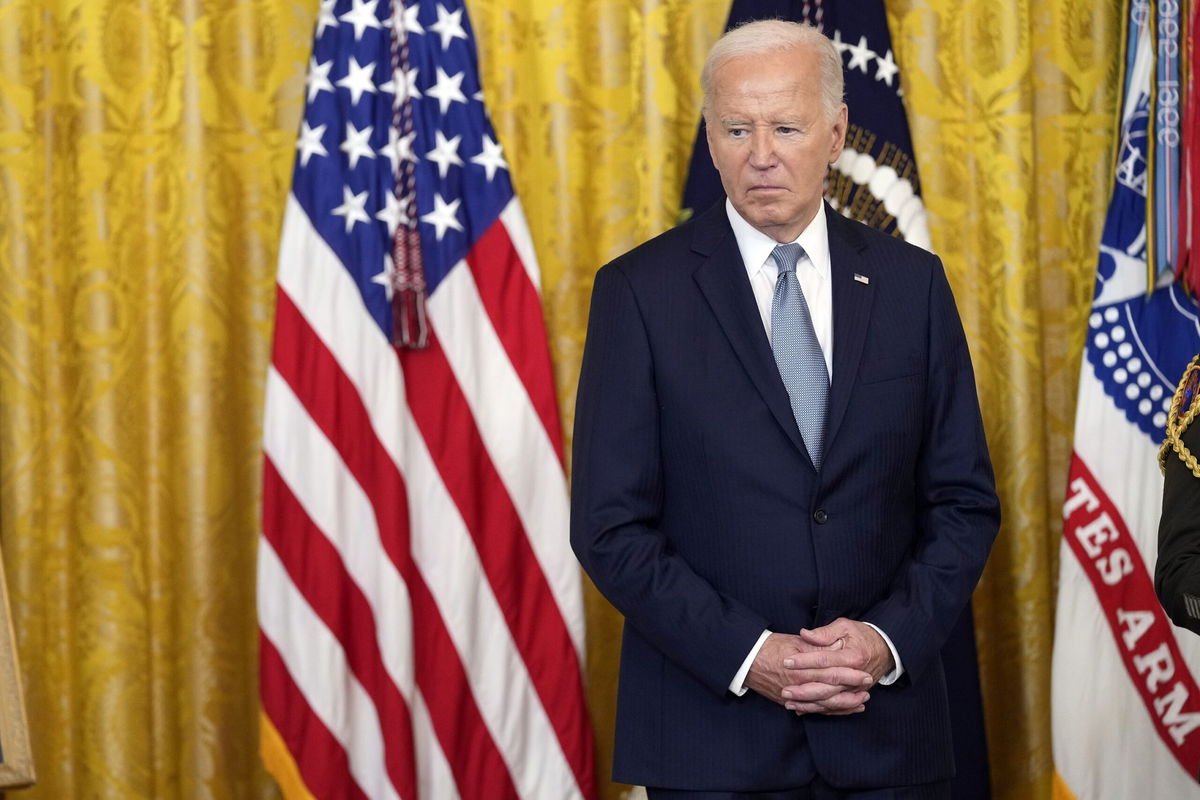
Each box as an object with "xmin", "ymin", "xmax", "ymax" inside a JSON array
[{"xmin": 700, "ymin": 19, "xmax": 845, "ymax": 121}]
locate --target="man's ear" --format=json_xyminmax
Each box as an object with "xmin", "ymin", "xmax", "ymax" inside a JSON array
[
  {"xmin": 828, "ymin": 103, "xmax": 849, "ymax": 164},
  {"xmin": 704, "ymin": 116, "xmax": 718, "ymax": 168}
]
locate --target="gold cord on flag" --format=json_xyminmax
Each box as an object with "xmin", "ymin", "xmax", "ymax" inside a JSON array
[
  {"xmin": 1160, "ymin": 354, "xmax": 1200, "ymax": 477},
  {"xmin": 387, "ymin": 2, "xmax": 430, "ymax": 350}
]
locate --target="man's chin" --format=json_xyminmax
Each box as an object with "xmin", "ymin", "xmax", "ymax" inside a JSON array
[
  {"xmin": 740, "ymin": 209, "xmax": 784, "ymax": 231},
  {"xmin": 734, "ymin": 200, "xmax": 774, "ymax": 221}
]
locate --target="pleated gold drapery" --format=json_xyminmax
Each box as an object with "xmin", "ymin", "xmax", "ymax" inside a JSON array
[
  {"xmin": 887, "ymin": 4, "xmax": 1118, "ymax": 798},
  {"xmin": 0, "ymin": 1, "xmax": 307, "ymax": 796},
  {"xmin": 0, "ymin": 1, "xmax": 1116, "ymax": 799}
]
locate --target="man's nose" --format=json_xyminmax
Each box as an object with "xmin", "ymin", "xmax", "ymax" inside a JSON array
[{"xmin": 748, "ymin": 129, "xmax": 776, "ymax": 168}]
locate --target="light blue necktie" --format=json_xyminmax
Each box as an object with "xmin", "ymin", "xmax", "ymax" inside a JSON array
[{"xmin": 770, "ymin": 243, "xmax": 828, "ymax": 469}]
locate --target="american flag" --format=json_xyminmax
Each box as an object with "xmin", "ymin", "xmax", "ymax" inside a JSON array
[{"xmin": 257, "ymin": 1, "xmax": 596, "ymax": 798}]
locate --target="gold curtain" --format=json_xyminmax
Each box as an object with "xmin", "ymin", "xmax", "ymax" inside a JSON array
[
  {"xmin": 0, "ymin": 0, "xmax": 306, "ymax": 796},
  {"xmin": 889, "ymin": 4, "xmax": 1118, "ymax": 798},
  {"xmin": 0, "ymin": 1, "xmax": 1116, "ymax": 799}
]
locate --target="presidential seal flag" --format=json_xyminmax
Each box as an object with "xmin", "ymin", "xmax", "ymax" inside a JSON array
[
  {"xmin": 1051, "ymin": 1, "xmax": 1200, "ymax": 797},
  {"xmin": 256, "ymin": 1, "xmax": 596, "ymax": 798}
]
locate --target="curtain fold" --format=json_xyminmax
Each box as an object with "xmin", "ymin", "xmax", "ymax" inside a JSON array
[
  {"xmin": 887, "ymin": 4, "xmax": 1118, "ymax": 798},
  {"xmin": 0, "ymin": 1, "xmax": 1117, "ymax": 798},
  {"xmin": 0, "ymin": 1, "xmax": 303, "ymax": 797}
]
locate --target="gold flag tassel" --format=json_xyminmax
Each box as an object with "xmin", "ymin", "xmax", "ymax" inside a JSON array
[
  {"xmin": 388, "ymin": 4, "xmax": 429, "ymax": 350},
  {"xmin": 391, "ymin": 226, "xmax": 430, "ymax": 350}
]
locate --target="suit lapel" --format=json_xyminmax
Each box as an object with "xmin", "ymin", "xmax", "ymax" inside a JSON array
[
  {"xmin": 690, "ymin": 204, "xmax": 809, "ymax": 458},
  {"xmin": 825, "ymin": 208, "xmax": 875, "ymax": 455}
]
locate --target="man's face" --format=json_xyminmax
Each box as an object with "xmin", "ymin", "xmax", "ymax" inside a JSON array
[{"xmin": 705, "ymin": 47, "xmax": 847, "ymax": 243}]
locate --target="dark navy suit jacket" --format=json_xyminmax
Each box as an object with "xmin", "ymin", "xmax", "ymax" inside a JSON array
[{"xmin": 570, "ymin": 201, "xmax": 1000, "ymax": 791}]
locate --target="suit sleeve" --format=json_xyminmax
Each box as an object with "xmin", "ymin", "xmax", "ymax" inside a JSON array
[
  {"xmin": 570, "ymin": 263, "xmax": 769, "ymax": 696},
  {"xmin": 860, "ymin": 258, "xmax": 1001, "ymax": 682},
  {"xmin": 1155, "ymin": 420, "xmax": 1200, "ymax": 634}
]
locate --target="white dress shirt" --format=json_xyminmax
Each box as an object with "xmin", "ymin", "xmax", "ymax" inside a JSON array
[
  {"xmin": 720, "ymin": 200, "xmax": 903, "ymax": 695},
  {"xmin": 730, "ymin": 199, "xmax": 834, "ymax": 379}
]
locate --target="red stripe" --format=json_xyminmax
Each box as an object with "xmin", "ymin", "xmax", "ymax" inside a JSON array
[
  {"xmin": 1064, "ymin": 454, "xmax": 1200, "ymax": 776},
  {"xmin": 465, "ymin": 220, "xmax": 566, "ymax": 463},
  {"xmin": 260, "ymin": 632, "xmax": 371, "ymax": 800},
  {"xmin": 1178, "ymin": 6, "xmax": 1200, "ymax": 297},
  {"xmin": 399, "ymin": 325, "xmax": 596, "ymax": 797},
  {"xmin": 262, "ymin": 458, "xmax": 417, "ymax": 799},
  {"xmin": 271, "ymin": 287, "xmax": 520, "ymax": 800}
]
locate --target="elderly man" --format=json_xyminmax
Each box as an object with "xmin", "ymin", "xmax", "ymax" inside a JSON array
[{"xmin": 571, "ymin": 20, "xmax": 1000, "ymax": 799}]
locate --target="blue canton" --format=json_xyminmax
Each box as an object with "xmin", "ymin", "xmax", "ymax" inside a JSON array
[{"xmin": 290, "ymin": 0, "xmax": 513, "ymax": 337}]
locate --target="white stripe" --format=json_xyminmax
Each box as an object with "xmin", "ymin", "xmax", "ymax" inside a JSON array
[
  {"xmin": 428, "ymin": 259, "xmax": 586, "ymax": 655},
  {"xmin": 500, "ymin": 198, "xmax": 543, "ymax": 293},
  {"xmin": 413, "ymin": 691, "xmax": 460, "ymax": 800},
  {"xmin": 405, "ymin": 427, "xmax": 583, "ymax": 798},
  {"xmin": 261, "ymin": 422, "xmax": 450, "ymax": 800},
  {"xmin": 257, "ymin": 540, "xmax": 401, "ymax": 800},
  {"xmin": 276, "ymin": 195, "xmax": 585, "ymax": 799},
  {"xmin": 498, "ymin": 201, "xmax": 588, "ymax": 654},
  {"xmin": 264, "ymin": 366, "xmax": 416, "ymax": 697},
  {"xmin": 270, "ymin": 209, "xmax": 455, "ymax": 796}
]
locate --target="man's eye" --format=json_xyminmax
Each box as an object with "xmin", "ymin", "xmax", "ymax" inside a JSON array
[
  {"xmin": 778, "ymin": 127, "xmax": 797, "ymax": 135},
  {"xmin": 729, "ymin": 129, "xmax": 748, "ymax": 138}
]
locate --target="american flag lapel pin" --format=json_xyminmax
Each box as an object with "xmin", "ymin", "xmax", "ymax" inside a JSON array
[{"xmin": 854, "ymin": 273, "xmax": 870, "ymax": 285}]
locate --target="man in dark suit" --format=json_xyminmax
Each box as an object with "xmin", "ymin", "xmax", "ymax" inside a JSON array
[
  {"xmin": 570, "ymin": 20, "xmax": 1000, "ymax": 799},
  {"xmin": 1155, "ymin": 355, "xmax": 1200, "ymax": 635}
]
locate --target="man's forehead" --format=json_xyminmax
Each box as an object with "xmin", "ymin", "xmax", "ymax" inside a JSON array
[
  {"xmin": 709, "ymin": 82, "xmax": 815, "ymax": 115},
  {"xmin": 710, "ymin": 56, "xmax": 816, "ymax": 94},
  {"xmin": 711, "ymin": 47, "xmax": 814, "ymax": 80}
]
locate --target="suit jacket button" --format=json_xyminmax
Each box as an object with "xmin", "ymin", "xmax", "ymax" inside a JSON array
[{"xmin": 813, "ymin": 509, "xmax": 828, "ymax": 524}]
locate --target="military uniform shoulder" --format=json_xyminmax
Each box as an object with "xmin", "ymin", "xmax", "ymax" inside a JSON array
[{"xmin": 1160, "ymin": 354, "xmax": 1200, "ymax": 478}]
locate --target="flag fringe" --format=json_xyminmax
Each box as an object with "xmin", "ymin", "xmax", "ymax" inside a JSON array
[{"xmin": 260, "ymin": 710, "xmax": 318, "ymax": 800}]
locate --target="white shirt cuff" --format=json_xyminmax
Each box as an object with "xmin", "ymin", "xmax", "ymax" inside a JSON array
[
  {"xmin": 862, "ymin": 622, "xmax": 904, "ymax": 685},
  {"xmin": 729, "ymin": 630, "xmax": 773, "ymax": 695}
]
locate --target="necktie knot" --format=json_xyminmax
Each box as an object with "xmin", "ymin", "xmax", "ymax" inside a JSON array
[{"xmin": 771, "ymin": 243, "xmax": 804, "ymax": 276}]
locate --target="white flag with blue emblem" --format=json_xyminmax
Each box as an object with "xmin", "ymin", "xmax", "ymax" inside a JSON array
[{"xmin": 1052, "ymin": 3, "xmax": 1200, "ymax": 796}]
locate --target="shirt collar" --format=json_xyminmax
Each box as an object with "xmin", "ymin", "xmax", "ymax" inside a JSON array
[{"xmin": 725, "ymin": 199, "xmax": 831, "ymax": 282}]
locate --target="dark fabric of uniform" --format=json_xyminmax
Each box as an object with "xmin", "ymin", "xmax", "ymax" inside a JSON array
[
  {"xmin": 647, "ymin": 776, "xmax": 952, "ymax": 799},
  {"xmin": 1155, "ymin": 382, "xmax": 1200, "ymax": 635},
  {"xmin": 571, "ymin": 201, "xmax": 999, "ymax": 792}
]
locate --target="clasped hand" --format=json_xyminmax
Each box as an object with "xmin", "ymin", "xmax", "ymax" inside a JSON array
[{"xmin": 744, "ymin": 619, "xmax": 894, "ymax": 716}]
